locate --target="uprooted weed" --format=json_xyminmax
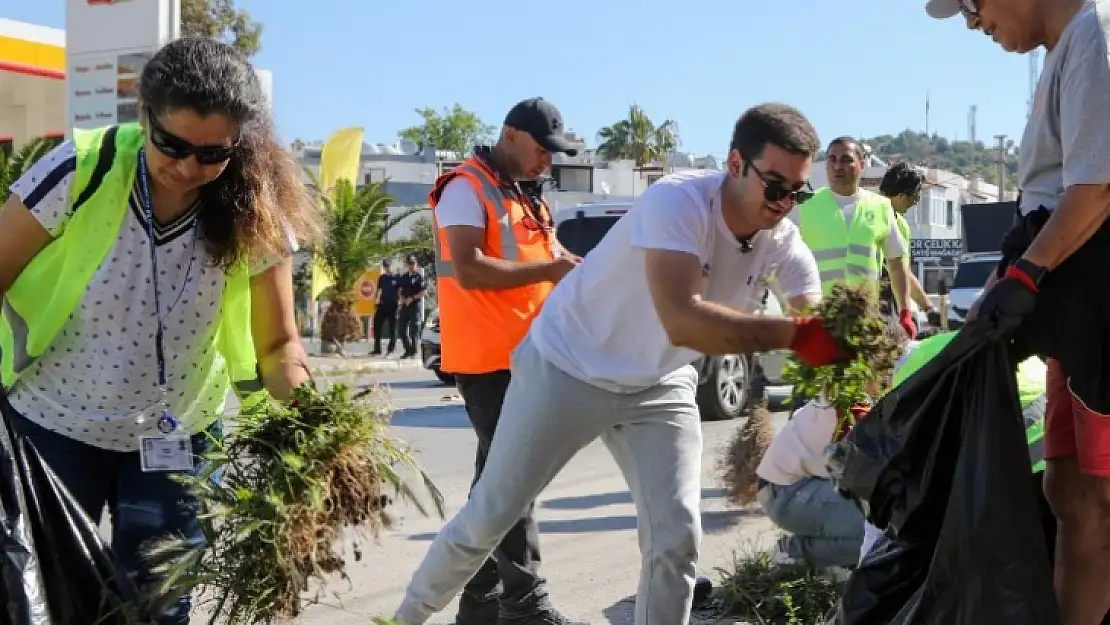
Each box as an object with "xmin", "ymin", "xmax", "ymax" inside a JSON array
[
  {"xmin": 783, "ymin": 283, "xmax": 904, "ymax": 431},
  {"xmin": 719, "ymin": 405, "xmax": 778, "ymax": 507},
  {"xmin": 715, "ymin": 547, "xmax": 843, "ymax": 625},
  {"xmin": 147, "ymin": 383, "xmax": 445, "ymax": 624}
]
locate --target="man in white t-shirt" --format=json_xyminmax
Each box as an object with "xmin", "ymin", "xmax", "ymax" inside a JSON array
[{"xmin": 395, "ymin": 103, "xmax": 848, "ymax": 625}]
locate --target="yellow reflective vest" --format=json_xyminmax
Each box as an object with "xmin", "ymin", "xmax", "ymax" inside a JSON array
[
  {"xmin": 0, "ymin": 123, "xmax": 265, "ymax": 411},
  {"xmin": 798, "ymin": 187, "xmax": 894, "ymax": 295}
]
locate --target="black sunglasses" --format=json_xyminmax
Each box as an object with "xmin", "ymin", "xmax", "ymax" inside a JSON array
[
  {"xmin": 740, "ymin": 157, "xmax": 811, "ymax": 203},
  {"xmin": 146, "ymin": 109, "xmax": 238, "ymax": 165}
]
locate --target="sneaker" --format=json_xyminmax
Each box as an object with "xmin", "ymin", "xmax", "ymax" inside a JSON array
[
  {"xmin": 454, "ymin": 601, "xmax": 499, "ymax": 625},
  {"xmin": 770, "ymin": 537, "xmax": 798, "ymax": 566},
  {"xmin": 498, "ymin": 608, "xmax": 581, "ymax": 625}
]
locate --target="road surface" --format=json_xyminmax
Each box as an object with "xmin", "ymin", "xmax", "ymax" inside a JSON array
[{"xmin": 290, "ymin": 367, "xmax": 786, "ymax": 625}]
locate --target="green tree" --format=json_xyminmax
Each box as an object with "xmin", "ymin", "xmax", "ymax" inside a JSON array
[
  {"xmin": 312, "ymin": 178, "xmax": 425, "ymax": 352},
  {"xmin": 181, "ymin": 0, "xmax": 263, "ymax": 57},
  {"xmin": 1, "ymin": 137, "xmax": 56, "ymax": 204},
  {"xmin": 408, "ymin": 214, "xmax": 437, "ymax": 283},
  {"xmin": 398, "ymin": 104, "xmax": 496, "ymax": 157},
  {"xmin": 596, "ymin": 104, "xmax": 678, "ymax": 168}
]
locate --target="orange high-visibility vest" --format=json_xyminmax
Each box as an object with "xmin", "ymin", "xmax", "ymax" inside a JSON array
[{"xmin": 429, "ymin": 156, "xmax": 556, "ymax": 374}]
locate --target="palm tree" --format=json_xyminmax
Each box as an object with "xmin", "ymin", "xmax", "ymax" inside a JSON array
[
  {"xmin": 1, "ymin": 137, "xmax": 56, "ymax": 203},
  {"xmin": 312, "ymin": 176, "xmax": 427, "ymax": 353},
  {"xmin": 595, "ymin": 104, "xmax": 678, "ymax": 169}
]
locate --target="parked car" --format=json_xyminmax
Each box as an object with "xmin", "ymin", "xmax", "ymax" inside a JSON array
[
  {"xmin": 946, "ymin": 252, "xmax": 1001, "ymax": 328},
  {"xmin": 419, "ymin": 310, "xmax": 454, "ymax": 385},
  {"xmin": 555, "ymin": 202, "xmax": 789, "ymax": 420}
]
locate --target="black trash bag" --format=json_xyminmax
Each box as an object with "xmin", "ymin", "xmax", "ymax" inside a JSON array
[
  {"xmin": 827, "ymin": 326, "xmax": 1059, "ymax": 625},
  {"xmin": 0, "ymin": 405, "xmax": 144, "ymax": 624}
]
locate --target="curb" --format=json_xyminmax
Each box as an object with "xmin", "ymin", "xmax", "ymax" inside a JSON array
[{"xmin": 310, "ymin": 358, "xmax": 423, "ymax": 375}]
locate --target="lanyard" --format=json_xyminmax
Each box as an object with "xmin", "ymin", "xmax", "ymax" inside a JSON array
[{"xmin": 136, "ymin": 149, "xmax": 199, "ymax": 391}]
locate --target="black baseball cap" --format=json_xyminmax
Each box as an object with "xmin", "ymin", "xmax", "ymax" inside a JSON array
[
  {"xmin": 504, "ymin": 98, "xmax": 579, "ymax": 157},
  {"xmin": 382, "ymin": 258, "xmax": 392, "ymax": 267}
]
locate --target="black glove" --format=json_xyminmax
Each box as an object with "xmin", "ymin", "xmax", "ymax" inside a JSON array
[{"xmin": 975, "ymin": 264, "xmax": 1040, "ymax": 338}]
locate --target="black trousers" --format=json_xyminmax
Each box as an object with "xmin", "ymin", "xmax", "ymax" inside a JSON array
[
  {"xmin": 454, "ymin": 371, "xmax": 551, "ymax": 620},
  {"xmin": 398, "ymin": 303, "xmax": 421, "ymax": 355},
  {"xmin": 371, "ymin": 304, "xmax": 397, "ymax": 353}
]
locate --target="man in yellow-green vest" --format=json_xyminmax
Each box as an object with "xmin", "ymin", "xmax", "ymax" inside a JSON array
[
  {"xmin": 796, "ymin": 137, "xmax": 915, "ymax": 338},
  {"xmin": 878, "ymin": 162, "xmax": 936, "ymax": 317}
]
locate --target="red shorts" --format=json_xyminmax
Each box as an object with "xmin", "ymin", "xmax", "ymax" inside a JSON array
[{"xmin": 1044, "ymin": 357, "xmax": 1110, "ymax": 476}]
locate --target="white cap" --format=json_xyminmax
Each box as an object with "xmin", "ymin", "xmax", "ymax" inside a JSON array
[{"xmin": 925, "ymin": 0, "xmax": 961, "ymax": 19}]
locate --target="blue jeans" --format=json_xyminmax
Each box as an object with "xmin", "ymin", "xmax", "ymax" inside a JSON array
[
  {"xmin": 3, "ymin": 405, "xmax": 214, "ymax": 625},
  {"xmin": 758, "ymin": 477, "xmax": 864, "ymax": 567}
]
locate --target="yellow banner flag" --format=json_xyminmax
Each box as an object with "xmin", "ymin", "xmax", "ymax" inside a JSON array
[{"xmin": 311, "ymin": 127, "xmax": 365, "ymax": 301}]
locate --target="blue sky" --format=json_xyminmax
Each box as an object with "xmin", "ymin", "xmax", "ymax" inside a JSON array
[{"xmin": 12, "ymin": 1, "xmax": 1034, "ymax": 158}]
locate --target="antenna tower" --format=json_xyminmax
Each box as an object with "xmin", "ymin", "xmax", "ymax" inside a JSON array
[
  {"xmin": 1028, "ymin": 50, "xmax": 1041, "ymax": 118},
  {"xmin": 968, "ymin": 105, "xmax": 978, "ymax": 171}
]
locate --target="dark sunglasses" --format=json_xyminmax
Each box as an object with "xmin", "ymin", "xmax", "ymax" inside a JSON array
[
  {"xmin": 740, "ymin": 157, "xmax": 812, "ymax": 204},
  {"xmin": 146, "ymin": 109, "xmax": 238, "ymax": 165}
]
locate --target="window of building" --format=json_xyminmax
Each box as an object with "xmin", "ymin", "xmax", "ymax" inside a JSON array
[
  {"xmin": 551, "ymin": 165, "xmax": 592, "ymax": 193},
  {"xmin": 946, "ymin": 200, "xmax": 955, "ymax": 228},
  {"xmin": 930, "ymin": 197, "xmax": 947, "ymax": 226},
  {"xmin": 364, "ymin": 168, "xmax": 387, "ymax": 185}
]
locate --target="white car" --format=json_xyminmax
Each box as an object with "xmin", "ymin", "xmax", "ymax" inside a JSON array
[
  {"xmin": 419, "ymin": 310, "xmax": 454, "ymax": 385},
  {"xmin": 945, "ymin": 252, "xmax": 1002, "ymax": 328}
]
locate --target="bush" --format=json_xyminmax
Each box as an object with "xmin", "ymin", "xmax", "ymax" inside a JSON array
[{"xmin": 715, "ymin": 549, "xmax": 843, "ymax": 625}]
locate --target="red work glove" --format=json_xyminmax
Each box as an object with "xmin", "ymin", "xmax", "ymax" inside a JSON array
[
  {"xmin": 789, "ymin": 317, "xmax": 844, "ymax": 367},
  {"xmin": 898, "ymin": 309, "xmax": 917, "ymax": 339}
]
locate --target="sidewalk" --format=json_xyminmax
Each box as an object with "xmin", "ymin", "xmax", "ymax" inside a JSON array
[{"xmin": 303, "ymin": 338, "xmax": 423, "ymax": 375}]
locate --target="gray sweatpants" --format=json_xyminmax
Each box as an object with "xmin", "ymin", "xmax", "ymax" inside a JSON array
[{"xmin": 396, "ymin": 335, "xmax": 703, "ymax": 625}]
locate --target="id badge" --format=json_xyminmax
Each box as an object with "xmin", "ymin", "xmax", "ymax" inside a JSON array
[{"xmin": 139, "ymin": 435, "xmax": 194, "ymax": 472}]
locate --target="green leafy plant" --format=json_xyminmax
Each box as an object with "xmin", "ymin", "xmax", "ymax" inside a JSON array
[
  {"xmin": 715, "ymin": 549, "xmax": 842, "ymax": 625},
  {"xmin": 147, "ymin": 383, "xmax": 445, "ymax": 624},
  {"xmin": 782, "ymin": 284, "xmax": 903, "ymax": 433}
]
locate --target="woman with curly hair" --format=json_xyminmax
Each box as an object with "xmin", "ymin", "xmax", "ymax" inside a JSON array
[{"xmin": 0, "ymin": 37, "xmax": 320, "ymax": 623}]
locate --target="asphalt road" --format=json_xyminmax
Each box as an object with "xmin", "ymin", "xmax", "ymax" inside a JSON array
[{"xmin": 290, "ymin": 367, "xmax": 788, "ymax": 625}]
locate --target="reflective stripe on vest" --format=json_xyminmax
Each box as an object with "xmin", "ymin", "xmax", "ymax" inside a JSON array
[
  {"xmin": 429, "ymin": 156, "xmax": 555, "ymax": 374},
  {"xmin": 798, "ymin": 188, "xmax": 890, "ymax": 293},
  {"xmin": 893, "ymin": 331, "xmax": 1047, "ymax": 472},
  {"xmin": 432, "ymin": 161, "xmax": 519, "ymax": 279},
  {"xmin": 0, "ymin": 123, "xmax": 264, "ymax": 405}
]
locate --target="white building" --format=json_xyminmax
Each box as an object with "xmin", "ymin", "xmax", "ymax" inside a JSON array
[{"xmin": 292, "ymin": 131, "xmax": 721, "ymax": 237}]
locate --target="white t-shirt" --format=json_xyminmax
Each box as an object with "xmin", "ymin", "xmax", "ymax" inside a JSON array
[
  {"xmin": 756, "ymin": 399, "xmax": 838, "ymax": 485},
  {"xmin": 6, "ymin": 140, "xmax": 281, "ymax": 452},
  {"xmin": 434, "ymin": 178, "xmax": 486, "ymax": 228},
  {"xmin": 832, "ymin": 191, "xmax": 905, "ymax": 259},
  {"xmin": 529, "ymin": 170, "xmax": 821, "ymax": 391}
]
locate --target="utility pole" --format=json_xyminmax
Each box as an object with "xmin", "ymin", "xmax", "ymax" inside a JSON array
[{"xmin": 994, "ymin": 134, "xmax": 1008, "ymax": 198}]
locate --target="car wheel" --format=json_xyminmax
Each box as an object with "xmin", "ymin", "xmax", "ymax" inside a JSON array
[
  {"xmin": 432, "ymin": 366, "xmax": 456, "ymax": 386},
  {"xmin": 696, "ymin": 354, "xmax": 750, "ymax": 421}
]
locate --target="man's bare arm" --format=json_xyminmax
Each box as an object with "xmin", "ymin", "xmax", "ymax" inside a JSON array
[
  {"xmin": 885, "ymin": 258, "xmax": 911, "ymax": 312},
  {"xmin": 907, "ymin": 268, "xmax": 932, "ymax": 311},
  {"xmin": 444, "ymin": 226, "xmax": 573, "ymax": 290},
  {"xmin": 645, "ymin": 248, "xmax": 797, "ymax": 355},
  {"xmin": 1023, "ymin": 184, "xmax": 1110, "ymax": 271}
]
